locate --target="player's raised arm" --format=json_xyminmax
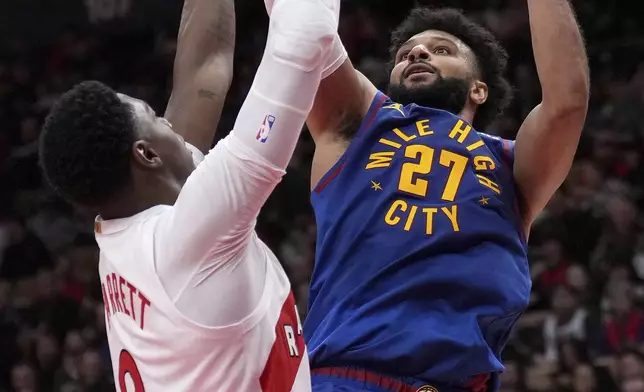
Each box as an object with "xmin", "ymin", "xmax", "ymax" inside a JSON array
[
  {"xmin": 160, "ymin": 0, "xmax": 340, "ymax": 261},
  {"xmin": 164, "ymin": 0, "xmax": 235, "ymax": 153},
  {"xmin": 266, "ymin": 0, "xmax": 375, "ymax": 145},
  {"xmin": 306, "ymin": 46, "xmax": 378, "ymax": 143},
  {"xmin": 513, "ymin": 0, "xmax": 589, "ymax": 229}
]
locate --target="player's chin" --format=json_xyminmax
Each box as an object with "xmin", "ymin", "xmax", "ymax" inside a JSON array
[{"xmin": 403, "ymin": 74, "xmax": 437, "ymax": 88}]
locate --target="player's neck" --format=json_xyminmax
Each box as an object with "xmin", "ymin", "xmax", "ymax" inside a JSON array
[{"xmin": 459, "ymin": 104, "xmax": 476, "ymax": 127}]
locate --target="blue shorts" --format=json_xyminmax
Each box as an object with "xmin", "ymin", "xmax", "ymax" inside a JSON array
[{"xmin": 311, "ymin": 368, "xmax": 493, "ymax": 392}]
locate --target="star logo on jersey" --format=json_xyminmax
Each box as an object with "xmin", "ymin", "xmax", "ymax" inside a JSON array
[
  {"xmin": 256, "ymin": 114, "xmax": 276, "ymax": 143},
  {"xmin": 478, "ymin": 197, "xmax": 490, "ymax": 205},
  {"xmin": 416, "ymin": 386, "xmax": 438, "ymax": 392},
  {"xmin": 371, "ymin": 181, "xmax": 382, "ymax": 191},
  {"xmin": 383, "ymin": 103, "xmax": 406, "ymax": 117}
]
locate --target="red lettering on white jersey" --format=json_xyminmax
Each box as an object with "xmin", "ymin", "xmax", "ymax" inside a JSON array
[
  {"xmin": 259, "ymin": 292, "xmax": 305, "ymax": 392},
  {"xmin": 101, "ymin": 272, "xmax": 151, "ymax": 330}
]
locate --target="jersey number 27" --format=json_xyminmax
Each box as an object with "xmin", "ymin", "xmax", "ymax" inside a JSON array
[{"xmin": 399, "ymin": 144, "xmax": 468, "ymax": 201}]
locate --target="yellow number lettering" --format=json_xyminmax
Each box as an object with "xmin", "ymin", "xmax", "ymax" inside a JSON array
[
  {"xmin": 397, "ymin": 145, "xmax": 468, "ymax": 201},
  {"xmin": 398, "ymin": 145, "xmax": 434, "ymax": 197},
  {"xmin": 438, "ymin": 150, "xmax": 468, "ymax": 202}
]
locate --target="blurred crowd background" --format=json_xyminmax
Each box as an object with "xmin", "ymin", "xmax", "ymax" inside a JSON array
[{"xmin": 1, "ymin": 0, "xmax": 643, "ymax": 391}]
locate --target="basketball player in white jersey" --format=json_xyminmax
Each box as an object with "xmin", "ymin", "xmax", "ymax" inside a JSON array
[{"xmin": 38, "ymin": 0, "xmax": 343, "ymax": 389}]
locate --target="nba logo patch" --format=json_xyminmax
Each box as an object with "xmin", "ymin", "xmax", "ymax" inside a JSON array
[{"xmin": 256, "ymin": 114, "xmax": 276, "ymax": 143}]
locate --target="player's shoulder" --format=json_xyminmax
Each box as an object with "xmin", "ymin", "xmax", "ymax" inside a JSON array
[
  {"xmin": 378, "ymin": 96, "xmax": 461, "ymax": 120},
  {"xmin": 376, "ymin": 92, "xmax": 414, "ymax": 113},
  {"xmin": 94, "ymin": 205, "xmax": 171, "ymax": 239},
  {"xmin": 185, "ymin": 142, "xmax": 205, "ymax": 165},
  {"xmin": 476, "ymin": 131, "xmax": 514, "ymax": 148},
  {"xmin": 476, "ymin": 131, "xmax": 516, "ymax": 165}
]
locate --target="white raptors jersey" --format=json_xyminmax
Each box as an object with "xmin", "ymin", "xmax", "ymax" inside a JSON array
[{"xmin": 95, "ymin": 140, "xmax": 310, "ymax": 392}]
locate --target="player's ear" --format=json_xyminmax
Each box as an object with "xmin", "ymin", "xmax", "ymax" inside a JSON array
[
  {"xmin": 469, "ymin": 80, "xmax": 488, "ymax": 106},
  {"xmin": 132, "ymin": 140, "xmax": 163, "ymax": 169}
]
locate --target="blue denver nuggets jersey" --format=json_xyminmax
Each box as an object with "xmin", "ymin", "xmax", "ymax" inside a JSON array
[{"xmin": 306, "ymin": 91, "xmax": 531, "ymax": 385}]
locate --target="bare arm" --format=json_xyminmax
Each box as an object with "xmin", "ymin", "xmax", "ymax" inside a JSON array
[
  {"xmin": 514, "ymin": 0, "xmax": 589, "ymax": 228},
  {"xmin": 164, "ymin": 0, "xmax": 236, "ymax": 153},
  {"xmin": 306, "ymin": 40, "xmax": 378, "ymax": 142}
]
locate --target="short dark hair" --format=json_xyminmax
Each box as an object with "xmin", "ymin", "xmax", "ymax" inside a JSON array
[
  {"xmin": 390, "ymin": 7, "xmax": 513, "ymax": 130},
  {"xmin": 39, "ymin": 81, "xmax": 135, "ymax": 207}
]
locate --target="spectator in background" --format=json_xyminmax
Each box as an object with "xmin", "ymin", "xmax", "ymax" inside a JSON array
[
  {"xmin": 622, "ymin": 378, "xmax": 644, "ymax": 392},
  {"xmin": 524, "ymin": 358, "xmax": 557, "ymax": 392},
  {"xmin": 591, "ymin": 193, "xmax": 640, "ymax": 272},
  {"xmin": 33, "ymin": 269, "xmax": 80, "ymax": 344},
  {"xmin": 571, "ymin": 363, "xmax": 599, "ymax": 392},
  {"xmin": 0, "ymin": 216, "xmax": 52, "ymax": 281},
  {"xmin": 567, "ymin": 264, "xmax": 594, "ymax": 306},
  {"xmin": 532, "ymin": 237, "xmax": 571, "ymax": 295},
  {"xmin": 34, "ymin": 333, "xmax": 60, "ymax": 391},
  {"xmin": 542, "ymin": 285, "xmax": 590, "ymax": 362},
  {"xmin": 9, "ymin": 362, "xmax": 38, "ymax": 392},
  {"xmin": 619, "ymin": 349, "xmax": 644, "ymax": 381},
  {"xmin": 557, "ymin": 339, "xmax": 591, "ymax": 381},
  {"xmin": 498, "ymin": 360, "xmax": 522, "ymax": 392},
  {"xmin": 52, "ymin": 330, "xmax": 85, "ymax": 390},
  {"xmin": 77, "ymin": 350, "xmax": 110, "ymax": 392},
  {"xmin": 0, "ymin": 281, "xmax": 19, "ymax": 388},
  {"xmin": 5, "ymin": 115, "xmax": 42, "ymax": 193},
  {"xmin": 599, "ymin": 281, "xmax": 644, "ymax": 355}
]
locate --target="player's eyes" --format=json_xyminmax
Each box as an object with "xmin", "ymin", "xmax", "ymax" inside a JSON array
[
  {"xmin": 434, "ymin": 47, "xmax": 450, "ymax": 55},
  {"xmin": 399, "ymin": 52, "xmax": 410, "ymax": 61}
]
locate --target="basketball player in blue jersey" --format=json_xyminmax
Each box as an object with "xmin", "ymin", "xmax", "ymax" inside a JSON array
[{"xmin": 298, "ymin": 2, "xmax": 588, "ymax": 392}]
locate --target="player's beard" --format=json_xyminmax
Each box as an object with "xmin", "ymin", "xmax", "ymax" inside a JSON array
[{"xmin": 387, "ymin": 74, "xmax": 471, "ymax": 116}]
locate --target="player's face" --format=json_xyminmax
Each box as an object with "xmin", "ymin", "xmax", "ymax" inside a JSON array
[
  {"xmin": 388, "ymin": 30, "xmax": 487, "ymax": 115},
  {"xmin": 118, "ymin": 94, "xmax": 196, "ymax": 186}
]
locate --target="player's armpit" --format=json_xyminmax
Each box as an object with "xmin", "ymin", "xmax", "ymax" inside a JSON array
[
  {"xmin": 513, "ymin": 101, "xmax": 587, "ymax": 230},
  {"xmin": 307, "ymin": 57, "xmax": 378, "ymax": 143}
]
